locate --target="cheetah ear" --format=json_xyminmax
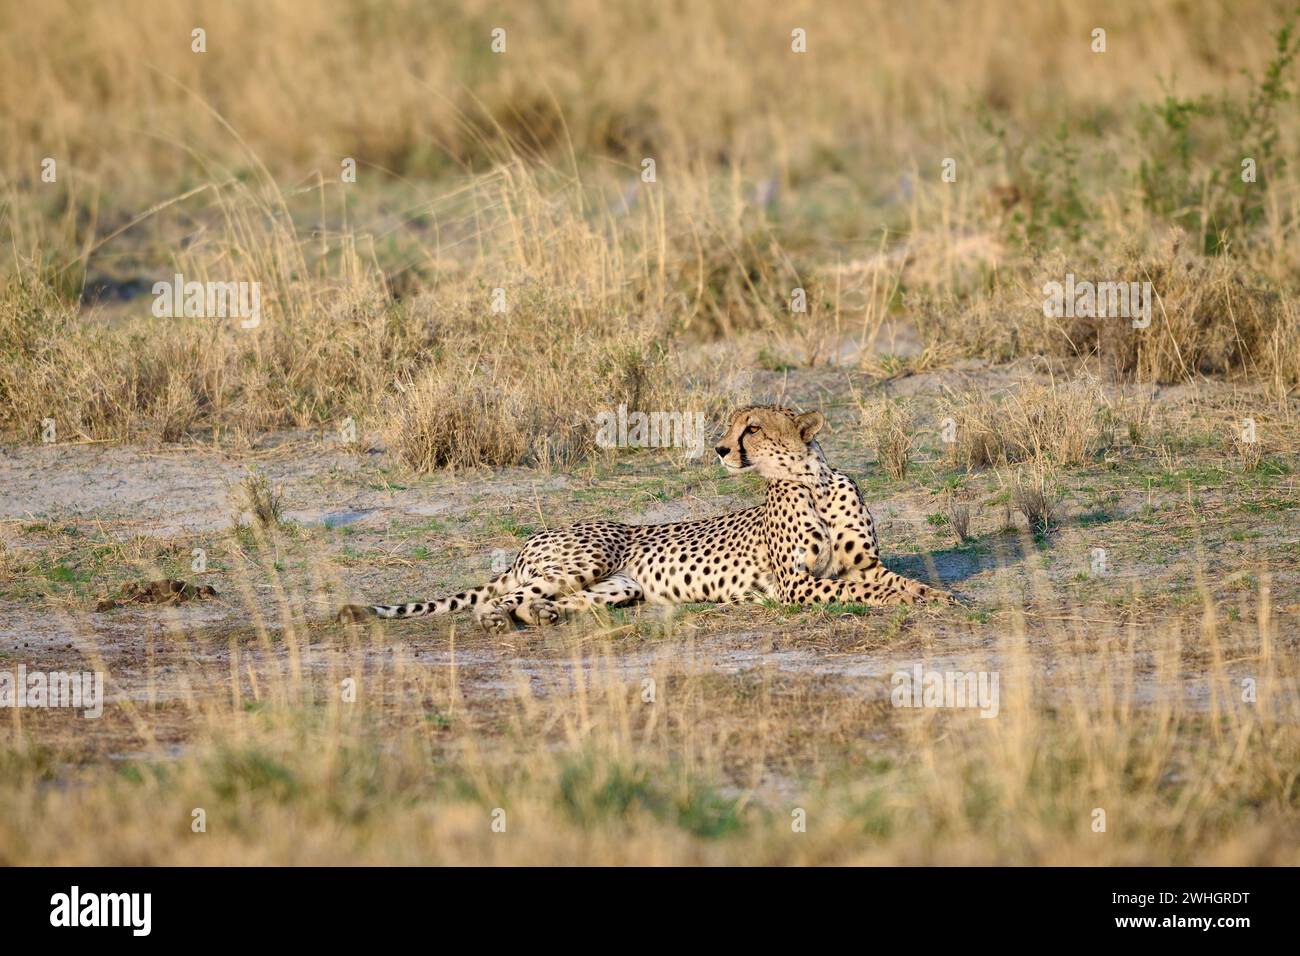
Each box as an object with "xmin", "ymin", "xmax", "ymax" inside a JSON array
[{"xmin": 795, "ymin": 411, "xmax": 825, "ymax": 442}]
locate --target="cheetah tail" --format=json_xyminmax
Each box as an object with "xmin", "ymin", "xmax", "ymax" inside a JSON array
[{"xmin": 336, "ymin": 571, "xmax": 512, "ymax": 623}]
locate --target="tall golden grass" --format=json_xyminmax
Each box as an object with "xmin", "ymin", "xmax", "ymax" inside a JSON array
[
  {"xmin": 4, "ymin": 0, "xmax": 1281, "ymax": 187},
  {"xmin": 2, "ymin": 0, "xmax": 1298, "ymax": 459}
]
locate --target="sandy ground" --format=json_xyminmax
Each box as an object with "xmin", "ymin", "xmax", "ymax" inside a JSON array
[{"xmin": 1, "ymin": 361, "xmax": 1296, "ymax": 747}]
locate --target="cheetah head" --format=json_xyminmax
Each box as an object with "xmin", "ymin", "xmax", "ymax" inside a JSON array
[{"xmin": 715, "ymin": 405, "xmax": 826, "ymax": 485}]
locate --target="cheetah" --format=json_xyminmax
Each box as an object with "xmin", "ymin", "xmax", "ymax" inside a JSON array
[
  {"xmin": 716, "ymin": 405, "xmax": 948, "ymax": 603},
  {"xmin": 336, "ymin": 405, "xmax": 954, "ymax": 629}
]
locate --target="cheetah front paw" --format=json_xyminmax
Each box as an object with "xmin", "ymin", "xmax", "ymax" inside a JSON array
[
  {"xmin": 909, "ymin": 581, "xmax": 959, "ymax": 605},
  {"xmin": 884, "ymin": 589, "xmax": 919, "ymax": 606},
  {"xmin": 520, "ymin": 599, "xmax": 561, "ymax": 626},
  {"xmin": 476, "ymin": 605, "xmax": 513, "ymax": 631}
]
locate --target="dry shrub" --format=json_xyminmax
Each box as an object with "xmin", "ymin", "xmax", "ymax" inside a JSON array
[
  {"xmin": 379, "ymin": 314, "xmax": 719, "ymax": 473},
  {"xmin": 1070, "ymin": 231, "xmax": 1292, "ymax": 386},
  {"xmin": 863, "ymin": 398, "xmax": 915, "ymax": 480},
  {"xmin": 233, "ymin": 469, "xmax": 283, "ymax": 528},
  {"xmin": 908, "ymin": 278, "xmax": 1057, "ymax": 367},
  {"xmin": 1010, "ymin": 376, "xmax": 1107, "ymax": 464},
  {"xmin": 150, "ymin": 370, "xmax": 202, "ymax": 443},
  {"xmin": 1230, "ymin": 423, "xmax": 1265, "ymax": 473},
  {"xmin": 1103, "ymin": 387, "xmax": 1157, "ymax": 448},
  {"xmin": 913, "ymin": 232, "xmax": 1298, "ymax": 392},
  {"xmin": 942, "ymin": 376, "xmax": 1105, "ymax": 469},
  {"xmin": 941, "ymin": 390, "xmax": 1005, "ymax": 470},
  {"xmin": 942, "ymin": 491, "xmax": 974, "ymax": 543},
  {"xmin": 1011, "ymin": 462, "xmax": 1058, "ymax": 535},
  {"xmin": 382, "ymin": 368, "xmax": 533, "ymax": 471},
  {"xmin": 0, "ymin": 248, "xmax": 429, "ymax": 443},
  {"xmin": 685, "ymin": 213, "xmax": 803, "ymax": 338}
]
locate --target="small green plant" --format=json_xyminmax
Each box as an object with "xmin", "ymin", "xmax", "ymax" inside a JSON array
[
  {"xmin": 1027, "ymin": 121, "xmax": 1091, "ymax": 244},
  {"xmin": 1136, "ymin": 7, "xmax": 1299, "ymax": 251}
]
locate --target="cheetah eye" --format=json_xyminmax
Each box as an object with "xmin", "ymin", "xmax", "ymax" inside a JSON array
[{"xmin": 744, "ymin": 425, "xmax": 758, "ymax": 435}]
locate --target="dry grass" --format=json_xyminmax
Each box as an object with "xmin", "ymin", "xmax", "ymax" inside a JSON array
[
  {"xmin": 914, "ymin": 235, "xmax": 1300, "ymax": 396},
  {"xmin": 1010, "ymin": 462, "xmax": 1059, "ymax": 536},
  {"xmin": 942, "ymin": 492, "xmax": 974, "ymax": 544},
  {"xmin": 1, "ymin": 377, "xmax": 1296, "ymax": 864},
  {"xmin": 942, "ymin": 376, "xmax": 1107, "ymax": 470},
  {"xmin": 1067, "ymin": 234, "xmax": 1296, "ymax": 387},
  {"xmin": 1232, "ymin": 423, "xmax": 1266, "ymax": 474},
  {"xmin": 2, "ymin": 0, "xmax": 1299, "ymax": 867},
  {"xmin": 2, "ymin": 1, "xmax": 1298, "ymax": 455},
  {"xmin": 0, "ymin": 165, "xmax": 724, "ymax": 453},
  {"xmin": 5, "ymin": 1, "xmax": 1281, "ymax": 193},
  {"xmin": 863, "ymin": 397, "xmax": 915, "ymax": 480},
  {"xmin": 0, "ymin": 520, "xmax": 1295, "ymax": 864},
  {"xmin": 233, "ymin": 469, "xmax": 284, "ymax": 529}
]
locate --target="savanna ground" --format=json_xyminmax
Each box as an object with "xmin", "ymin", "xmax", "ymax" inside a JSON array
[{"xmin": 0, "ymin": 0, "xmax": 1298, "ymax": 864}]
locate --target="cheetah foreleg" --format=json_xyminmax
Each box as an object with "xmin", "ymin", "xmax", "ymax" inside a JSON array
[
  {"xmin": 863, "ymin": 564, "xmax": 959, "ymax": 605},
  {"xmin": 550, "ymin": 574, "xmax": 645, "ymax": 618},
  {"xmin": 780, "ymin": 568, "xmax": 955, "ymax": 608}
]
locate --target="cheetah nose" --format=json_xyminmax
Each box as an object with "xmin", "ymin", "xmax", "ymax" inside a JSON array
[{"xmin": 715, "ymin": 445, "xmax": 730, "ymax": 458}]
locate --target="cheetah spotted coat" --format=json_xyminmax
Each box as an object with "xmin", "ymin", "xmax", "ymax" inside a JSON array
[{"xmin": 338, "ymin": 406, "xmax": 952, "ymax": 629}]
